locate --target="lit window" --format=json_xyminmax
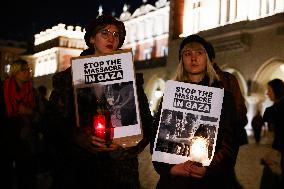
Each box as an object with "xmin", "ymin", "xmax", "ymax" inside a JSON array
[
  {"xmin": 5, "ymin": 64, "xmax": 10, "ymax": 73},
  {"xmin": 144, "ymin": 49, "xmax": 152, "ymax": 60},
  {"xmin": 161, "ymin": 46, "xmax": 168, "ymax": 56}
]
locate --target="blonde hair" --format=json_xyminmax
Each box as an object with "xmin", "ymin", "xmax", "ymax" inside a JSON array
[
  {"xmin": 8, "ymin": 59, "xmax": 29, "ymax": 78},
  {"xmin": 174, "ymin": 52, "xmax": 219, "ymax": 86}
]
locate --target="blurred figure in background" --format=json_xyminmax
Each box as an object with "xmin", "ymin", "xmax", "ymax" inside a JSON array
[
  {"xmin": 207, "ymin": 41, "xmax": 248, "ymax": 189},
  {"xmin": 263, "ymin": 78, "xmax": 284, "ymax": 187},
  {"xmin": 251, "ymin": 104, "xmax": 264, "ymax": 144},
  {"xmin": 0, "ymin": 59, "xmax": 37, "ymax": 189},
  {"xmin": 35, "ymin": 85, "xmax": 51, "ymax": 175},
  {"xmin": 207, "ymin": 42, "xmax": 248, "ymax": 147},
  {"xmin": 37, "ymin": 85, "xmax": 48, "ymax": 116}
]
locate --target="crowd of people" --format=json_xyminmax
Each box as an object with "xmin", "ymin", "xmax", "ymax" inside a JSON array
[{"xmin": 0, "ymin": 14, "xmax": 283, "ymax": 189}]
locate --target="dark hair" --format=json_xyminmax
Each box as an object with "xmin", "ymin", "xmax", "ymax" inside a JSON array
[
  {"xmin": 179, "ymin": 34, "xmax": 214, "ymax": 62},
  {"xmin": 84, "ymin": 15, "xmax": 126, "ymax": 49},
  {"xmin": 267, "ymin": 78, "xmax": 284, "ymax": 101},
  {"xmin": 80, "ymin": 48, "xmax": 95, "ymax": 56},
  {"xmin": 38, "ymin": 85, "xmax": 47, "ymax": 96},
  {"xmin": 9, "ymin": 59, "xmax": 29, "ymax": 77},
  {"xmin": 206, "ymin": 41, "xmax": 215, "ymax": 61}
]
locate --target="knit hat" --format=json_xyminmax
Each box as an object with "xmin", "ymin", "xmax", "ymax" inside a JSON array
[
  {"xmin": 84, "ymin": 15, "xmax": 126, "ymax": 49},
  {"xmin": 179, "ymin": 34, "xmax": 214, "ymax": 62}
]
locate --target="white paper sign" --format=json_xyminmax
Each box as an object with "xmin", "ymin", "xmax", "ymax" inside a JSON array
[
  {"xmin": 152, "ymin": 80, "xmax": 224, "ymax": 166},
  {"xmin": 71, "ymin": 50, "xmax": 142, "ymax": 142}
]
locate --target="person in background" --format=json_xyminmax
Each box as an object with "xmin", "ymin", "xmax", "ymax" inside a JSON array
[
  {"xmin": 151, "ymin": 34, "xmax": 239, "ymax": 189},
  {"xmin": 207, "ymin": 41, "xmax": 248, "ymax": 189},
  {"xmin": 0, "ymin": 59, "xmax": 37, "ymax": 189},
  {"xmin": 251, "ymin": 105, "xmax": 264, "ymax": 144},
  {"xmin": 46, "ymin": 14, "xmax": 153, "ymax": 189},
  {"xmin": 35, "ymin": 85, "xmax": 50, "ymax": 175},
  {"xmin": 207, "ymin": 42, "xmax": 248, "ymax": 146},
  {"xmin": 263, "ymin": 78, "xmax": 284, "ymax": 186},
  {"xmin": 37, "ymin": 85, "xmax": 48, "ymax": 116}
]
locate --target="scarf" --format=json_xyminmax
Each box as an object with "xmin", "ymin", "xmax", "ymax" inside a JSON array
[{"xmin": 4, "ymin": 78, "xmax": 36, "ymax": 117}]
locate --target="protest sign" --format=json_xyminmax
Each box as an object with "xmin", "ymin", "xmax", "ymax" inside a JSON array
[
  {"xmin": 71, "ymin": 50, "xmax": 142, "ymax": 147},
  {"xmin": 152, "ymin": 80, "xmax": 224, "ymax": 166}
]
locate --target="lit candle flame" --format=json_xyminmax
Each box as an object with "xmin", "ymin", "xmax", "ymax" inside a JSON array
[
  {"xmin": 190, "ymin": 136, "xmax": 208, "ymax": 165},
  {"xmin": 93, "ymin": 114, "xmax": 106, "ymax": 138}
]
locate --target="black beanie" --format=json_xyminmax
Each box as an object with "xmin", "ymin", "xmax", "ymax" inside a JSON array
[{"xmin": 179, "ymin": 34, "xmax": 214, "ymax": 62}]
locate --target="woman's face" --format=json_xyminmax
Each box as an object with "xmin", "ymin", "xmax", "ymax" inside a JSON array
[
  {"xmin": 89, "ymin": 24, "xmax": 120, "ymax": 56},
  {"xmin": 15, "ymin": 65, "xmax": 31, "ymax": 83},
  {"xmin": 182, "ymin": 42, "xmax": 207, "ymax": 79},
  {"xmin": 267, "ymin": 85, "xmax": 276, "ymax": 102}
]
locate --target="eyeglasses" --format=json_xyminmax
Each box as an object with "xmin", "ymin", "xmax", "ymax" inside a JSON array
[{"xmin": 99, "ymin": 29, "xmax": 120, "ymax": 40}]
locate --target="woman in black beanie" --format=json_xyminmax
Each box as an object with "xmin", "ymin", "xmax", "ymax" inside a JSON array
[
  {"xmin": 46, "ymin": 14, "xmax": 153, "ymax": 189},
  {"xmin": 151, "ymin": 34, "xmax": 239, "ymax": 189}
]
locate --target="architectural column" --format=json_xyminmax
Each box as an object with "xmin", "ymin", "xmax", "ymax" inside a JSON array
[{"xmin": 170, "ymin": 0, "xmax": 184, "ymax": 39}]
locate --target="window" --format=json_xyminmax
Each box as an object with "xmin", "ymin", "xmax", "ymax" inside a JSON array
[
  {"xmin": 144, "ymin": 49, "xmax": 152, "ymax": 60},
  {"xmin": 161, "ymin": 46, "xmax": 168, "ymax": 57},
  {"xmin": 5, "ymin": 64, "xmax": 10, "ymax": 73}
]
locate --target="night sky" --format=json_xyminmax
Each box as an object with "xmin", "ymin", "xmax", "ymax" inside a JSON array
[{"xmin": 0, "ymin": 0, "xmax": 157, "ymax": 42}]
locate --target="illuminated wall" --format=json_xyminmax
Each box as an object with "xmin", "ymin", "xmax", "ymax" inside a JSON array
[
  {"xmin": 32, "ymin": 24, "xmax": 86, "ymax": 77},
  {"xmin": 121, "ymin": 0, "xmax": 170, "ymax": 61},
  {"xmin": 30, "ymin": 0, "xmax": 170, "ymax": 78},
  {"xmin": 181, "ymin": 0, "xmax": 284, "ymax": 36}
]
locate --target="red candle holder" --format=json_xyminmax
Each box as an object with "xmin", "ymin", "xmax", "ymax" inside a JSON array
[
  {"xmin": 93, "ymin": 114, "xmax": 106, "ymax": 139},
  {"xmin": 93, "ymin": 112, "xmax": 113, "ymax": 147}
]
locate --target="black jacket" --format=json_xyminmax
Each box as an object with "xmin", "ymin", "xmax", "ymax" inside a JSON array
[{"xmin": 263, "ymin": 98, "xmax": 284, "ymax": 152}]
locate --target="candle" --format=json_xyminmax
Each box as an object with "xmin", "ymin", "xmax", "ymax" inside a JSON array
[
  {"xmin": 189, "ymin": 136, "xmax": 209, "ymax": 165},
  {"xmin": 93, "ymin": 114, "xmax": 106, "ymax": 139},
  {"xmin": 93, "ymin": 112, "xmax": 114, "ymax": 147}
]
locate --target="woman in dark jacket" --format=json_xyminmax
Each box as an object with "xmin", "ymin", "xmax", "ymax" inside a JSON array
[
  {"xmin": 263, "ymin": 78, "xmax": 284, "ymax": 185},
  {"xmin": 151, "ymin": 35, "xmax": 239, "ymax": 189},
  {"xmin": 46, "ymin": 15, "xmax": 153, "ymax": 189}
]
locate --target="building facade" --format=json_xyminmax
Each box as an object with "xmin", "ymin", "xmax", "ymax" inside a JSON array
[
  {"xmin": 150, "ymin": 0, "xmax": 284, "ymax": 131},
  {"xmin": 23, "ymin": 24, "xmax": 86, "ymax": 95}
]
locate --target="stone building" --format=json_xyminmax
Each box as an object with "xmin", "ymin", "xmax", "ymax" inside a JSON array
[
  {"xmin": 145, "ymin": 0, "xmax": 284, "ymax": 131},
  {"xmin": 22, "ymin": 24, "xmax": 86, "ymax": 96}
]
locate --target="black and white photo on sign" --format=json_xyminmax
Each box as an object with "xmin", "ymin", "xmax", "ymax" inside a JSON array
[
  {"xmin": 155, "ymin": 109, "xmax": 217, "ymax": 161},
  {"xmin": 76, "ymin": 81, "xmax": 137, "ymax": 129}
]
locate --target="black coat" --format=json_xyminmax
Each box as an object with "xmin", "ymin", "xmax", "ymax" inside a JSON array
[{"xmin": 263, "ymin": 98, "xmax": 284, "ymax": 152}]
